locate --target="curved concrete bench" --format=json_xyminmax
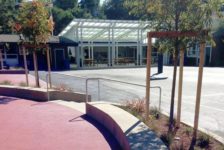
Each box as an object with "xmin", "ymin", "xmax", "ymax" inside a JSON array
[
  {"xmin": 86, "ymin": 102, "xmax": 167, "ymax": 150},
  {"xmin": 0, "ymin": 85, "xmax": 90, "ymax": 102}
]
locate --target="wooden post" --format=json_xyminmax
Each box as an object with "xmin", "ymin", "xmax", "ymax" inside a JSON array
[
  {"xmin": 145, "ymin": 34, "xmax": 152, "ymax": 119},
  {"xmin": 22, "ymin": 46, "xmax": 29, "ymax": 86},
  {"xmin": 46, "ymin": 46, "xmax": 52, "ymax": 88},
  {"xmin": 193, "ymin": 43, "xmax": 205, "ymax": 141},
  {"xmin": 0, "ymin": 49, "xmax": 3, "ymax": 70},
  {"xmin": 176, "ymin": 49, "xmax": 185, "ymax": 127}
]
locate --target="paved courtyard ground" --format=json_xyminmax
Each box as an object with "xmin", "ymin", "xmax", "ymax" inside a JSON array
[
  {"xmin": 0, "ymin": 74, "xmax": 46, "ymax": 87},
  {"xmin": 0, "ymin": 96, "xmax": 120, "ymax": 150},
  {"xmin": 41, "ymin": 66, "xmax": 224, "ymax": 142}
]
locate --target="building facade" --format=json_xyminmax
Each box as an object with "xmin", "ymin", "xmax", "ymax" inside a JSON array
[
  {"xmin": 0, "ymin": 35, "xmax": 78, "ymax": 70},
  {"xmin": 59, "ymin": 19, "xmax": 160, "ymax": 69}
]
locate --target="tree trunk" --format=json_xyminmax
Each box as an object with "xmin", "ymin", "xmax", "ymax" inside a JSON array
[
  {"xmin": 0, "ymin": 49, "xmax": 3, "ymax": 70},
  {"xmin": 176, "ymin": 49, "xmax": 184, "ymax": 127},
  {"xmin": 46, "ymin": 47, "xmax": 52, "ymax": 88},
  {"xmin": 22, "ymin": 46, "xmax": 29, "ymax": 86},
  {"xmin": 33, "ymin": 50, "xmax": 40, "ymax": 87},
  {"xmin": 169, "ymin": 49, "xmax": 178, "ymax": 131}
]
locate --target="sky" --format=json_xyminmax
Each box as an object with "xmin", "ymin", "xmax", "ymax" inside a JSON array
[{"xmin": 100, "ymin": 0, "xmax": 105, "ymax": 5}]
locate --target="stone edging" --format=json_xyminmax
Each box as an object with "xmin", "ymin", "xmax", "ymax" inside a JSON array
[{"xmin": 86, "ymin": 102, "xmax": 167, "ymax": 150}]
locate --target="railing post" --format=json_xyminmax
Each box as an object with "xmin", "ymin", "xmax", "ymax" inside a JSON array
[
  {"xmin": 98, "ymin": 79, "xmax": 100, "ymax": 101},
  {"xmin": 158, "ymin": 87, "xmax": 162, "ymax": 112},
  {"xmin": 86, "ymin": 79, "xmax": 88, "ymax": 103}
]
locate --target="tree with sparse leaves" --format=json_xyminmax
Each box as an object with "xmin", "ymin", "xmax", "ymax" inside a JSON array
[{"xmin": 16, "ymin": 1, "xmax": 54, "ymax": 87}]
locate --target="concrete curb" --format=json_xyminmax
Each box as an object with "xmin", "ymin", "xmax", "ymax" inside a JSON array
[
  {"xmin": 161, "ymin": 111, "xmax": 224, "ymax": 145},
  {"xmin": 86, "ymin": 102, "xmax": 167, "ymax": 150}
]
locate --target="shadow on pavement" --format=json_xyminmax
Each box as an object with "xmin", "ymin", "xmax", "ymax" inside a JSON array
[
  {"xmin": 0, "ymin": 96, "xmax": 19, "ymax": 105},
  {"xmin": 69, "ymin": 114, "xmax": 122, "ymax": 150}
]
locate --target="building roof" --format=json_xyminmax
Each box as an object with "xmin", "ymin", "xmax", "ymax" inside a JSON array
[
  {"xmin": 59, "ymin": 19, "xmax": 152, "ymax": 43},
  {"xmin": 0, "ymin": 34, "xmax": 21, "ymax": 43},
  {"xmin": 0, "ymin": 34, "xmax": 78, "ymax": 46}
]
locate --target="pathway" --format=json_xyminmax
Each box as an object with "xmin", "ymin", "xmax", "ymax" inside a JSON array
[{"xmin": 0, "ymin": 96, "xmax": 121, "ymax": 150}]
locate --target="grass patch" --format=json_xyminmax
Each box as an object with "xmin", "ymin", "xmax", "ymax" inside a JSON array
[
  {"xmin": 19, "ymin": 82, "xmax": 27, "ymax": 87},
  {"xmin": 0, "ymin": 80, "xmax": 13, "ymax": 85},
  {"xmin": 53, "ymin": 84, "xmax": 73, "ymax": 92}
]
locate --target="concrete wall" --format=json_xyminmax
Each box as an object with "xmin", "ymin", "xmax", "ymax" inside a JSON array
[
  {"xmin": 0, "ymin": 85, "xmax": 90, "ymax": 102},
  {"xmin": 86, "ymin": 103, "xmax": 130, "ymax": 150}
]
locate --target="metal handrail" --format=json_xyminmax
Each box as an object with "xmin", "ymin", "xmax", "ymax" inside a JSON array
[
  {"xmin": 85, "ymin": 77, "xmax": 162, "ymax": 111},
  {"xmin": 46, "ymin": 72, "xmax": 162, "ymax": 111}
]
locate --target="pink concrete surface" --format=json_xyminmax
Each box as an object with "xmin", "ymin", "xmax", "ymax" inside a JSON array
[
  {"xmin": 0, "ymin": 96, "xmax": 120, "ymax": 150},
  {"xmin": 0, "ymin": 74, "xmax": 46, "ymax": 87}
]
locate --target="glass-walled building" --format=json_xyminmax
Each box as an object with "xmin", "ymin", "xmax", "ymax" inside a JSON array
[{"xmin": 59, "ymin": 19, "xmax": 158, "ymax": 69}]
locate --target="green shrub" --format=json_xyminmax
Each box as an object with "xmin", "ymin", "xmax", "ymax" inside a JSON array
[
  {"xmin": 184, "ymin": 127, "xmax": 192, "ymax": 136},
  {"xmin": 197, "ymin": 133, "xmax": 210, "ymax": 148},
  {"xmin": 150, "ymin": 106, "xmax": 160, "ymax": 119},
  {"xmin": 0, "ymin": 80, "xmax": 13, "ymax": 85}
]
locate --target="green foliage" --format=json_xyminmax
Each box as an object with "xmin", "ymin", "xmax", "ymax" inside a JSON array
[
  {"xmin": 197, "ymin": 132, "xmax": 210, "ymax": 148},
  {"xmin": 0, "ymin": 0, "xmax": 18, "ymax": 34},
  {"xmin": 80, "ymin": 0, "xmax": 100, "ymax": 17},
  {"xmin": 103, "ymin": 0, "xmax": 137, "ymax": 20},
  {"xmin": 0, "ymin": 80, "xmax": 13, "ymax": 85},
  {"xmin": 54, "ymin": 0, "xmax": 78, "ymax": 10},
  {"xmin": 17, "ymin": 1, "xmax": 53, "ymax": 46},
  {"xmin": 184, "ymin": 127, "xmax": 193, "ymax": 136},
  {"xmin": 52, "ymin": 7, "xmax": 74, "ymax": 35},
  {"xmin": 150, "ymin": 106, "xmax": 160, "ymax": 119},
  {"xmin": 125, "ymin": 0, "xmax": 224, "ymax": 51}
]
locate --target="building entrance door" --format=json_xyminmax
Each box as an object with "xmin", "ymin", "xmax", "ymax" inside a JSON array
[{"xmin": 55, "ymin": 49, "xmax": 64, "ymax": 70}]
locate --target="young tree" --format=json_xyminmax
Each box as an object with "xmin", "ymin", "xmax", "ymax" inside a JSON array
[
  {"xmin": 125, "ymin": 0, "xmax": 223, "ymax": 130},
  {"xmin": 17, "ymin": 1, "xmax": 53, "ymax": 87}
]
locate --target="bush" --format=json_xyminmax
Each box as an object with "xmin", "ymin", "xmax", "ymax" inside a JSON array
[
  {"xmin": 19, "ymin": 82, "xmax": 27, "ymax": 87},
  {"xmin": 150, "ymin": 106, "xmax": 160, "ymax": 119},
  {"xmin": 160, "ymin": 132, "xmax": 173, "ymax": 147},
  {"xmin": 0, "ymin": 80, "xmax": 13, "ymax": 85},
  {"xmin": 53, "ymin": 84, "xmax": 73, "ymax": 92},
  {"xmin": 197, "ymin": 133, "xmax": 210, "ymax": 148},
  {"xmin": 125, "ymin": 98, "xmax": 145, "ymax": 114},
  {"xmin": 184, "ymin": 127, "xmax": 192, "ymax": 136}
]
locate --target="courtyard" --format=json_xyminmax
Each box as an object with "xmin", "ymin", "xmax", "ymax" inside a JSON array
[{"xmin": 40, "ymin": 66, "xmax": 224, "ymax": 142}]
